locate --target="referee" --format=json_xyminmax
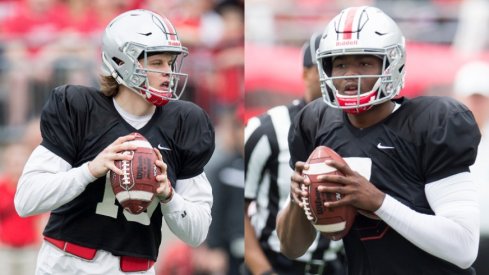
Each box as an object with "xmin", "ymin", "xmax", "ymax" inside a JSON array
[{"xmin": 244, "ymin": 33, "xmax": 346, "ymax": 275}]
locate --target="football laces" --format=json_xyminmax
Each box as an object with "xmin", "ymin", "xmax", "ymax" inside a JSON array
[
  {"xmin": 120, "ymin": 151, "xmax": 133, "ymax": 190},
  {"xmin": 301, "ymin": 183, "xmax": 314, "ymax": 221}
]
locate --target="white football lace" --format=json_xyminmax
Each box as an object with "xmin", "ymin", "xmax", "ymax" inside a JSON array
[
  {"xmin": 121, "ymin": 151, "xmax": 132, "ymax": 190},
  {"xmin": 301, "ymin": 184, "xmax": 314, "ymax": 221}
]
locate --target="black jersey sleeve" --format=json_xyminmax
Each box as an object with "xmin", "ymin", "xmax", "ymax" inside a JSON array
[
  {"xmin": 176, "ymin": 106, "xmax": 215, "ymax": 179},
  {"xmin": 40, "ymin": 85, "xmax": 84, "ymax": 165},
  {"xmin": 421, "ymin": 98, "xmax": 481, "ymax": 182}
]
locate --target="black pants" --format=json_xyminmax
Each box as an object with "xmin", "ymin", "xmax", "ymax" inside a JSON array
[{"xmin": 473, "ymin": 236, "xmax": 489, "ymax": 275}]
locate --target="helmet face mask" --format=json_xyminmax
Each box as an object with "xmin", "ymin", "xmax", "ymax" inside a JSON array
[
  {"xmin": 317, "ymin": 6, "xmax": 406, "ymax": 114},
  {"xmin": 134, "ymin": 50, "xmax": 188, "ymax": 106},
  {"xmin": 101, "ymin": 9, "xmax": 188, "ymax": 106}
]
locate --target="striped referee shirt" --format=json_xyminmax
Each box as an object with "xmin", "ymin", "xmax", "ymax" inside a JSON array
[{"xmin": 244, "ymin": 99, "xmax": 342, "ymax": 263}]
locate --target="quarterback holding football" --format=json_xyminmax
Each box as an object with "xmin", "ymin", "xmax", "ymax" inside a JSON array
[
  {"xmin": 14, "ymin": 9, "xmax": 215, "ymax": 275},
  {"xmin": 277, "ymin": 6, "xmax": 481, "ymax": 275}
]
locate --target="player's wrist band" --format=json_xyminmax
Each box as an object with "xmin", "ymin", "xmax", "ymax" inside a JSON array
[{"xmin": 159, "ymin": 186, "xmax": 173, "ymax": 204}]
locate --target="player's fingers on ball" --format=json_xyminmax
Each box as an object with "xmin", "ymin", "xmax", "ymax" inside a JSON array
[
  {"xmin": 155, "ymin": 159, "xmax": 164, "ymax": 168},
  {"xmin": 324, "ymin": 200, "xmax": 342, "ymax": 208},
  {"xmin": 156, "ymin": 173, "xmax": 167, "ymax": 183},
  {"xmin": 317, "ymin": 185, "xmax": 342, "ymax": 194},
  {"xmin": 153, "ymin": 148, "xmax": 163, "ymax": 159},
  {"xmin": 155, "ymin": 160, "xmax": 167, "ymax": 172},
  {"xmin": 294, "ymin": 161, "xmax": 307, "ymax": 172},
  {"xmin": 117, "ymin": 142, "xmax": 137, "ymax": 152},
  {"xmin": 291, "ymin": 185, "xmax": 301, "ymax": 196},
  {"xmin": 111, "ymin": 151, "xmax": 130, "ymax": 161},
  {"xmin": 114, "ymin": 134, "xmax": 135, "ymax": 145},
  {"xmin": 291, "ymin": 172, "xmax": 305, "ymax": 184},
  {"xmin": 110, "ymin": 166, "xmax": 124, "ymax": 176},
  {"xmin": 326, "ymin": 159, "xmax": 352, "ymax": 175},
  {"xmin": 317, "ymin": 174, "xmax": 341, "ymax": 183},
  {"xmin": 156, "ymin": 185, "xmax": 165, "ymax": 194}
]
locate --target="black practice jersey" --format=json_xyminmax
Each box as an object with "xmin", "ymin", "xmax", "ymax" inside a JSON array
[
  {"xmin": 40, "ymin": 85, "xmax": 215, "ymax": 261},
  {"xmin": 288, "ymin": 97, "xmax": 480, "ymax": 275}
]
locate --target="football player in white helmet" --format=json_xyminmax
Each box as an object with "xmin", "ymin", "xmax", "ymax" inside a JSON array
[
  {"xmin": 277, "ymin": 6, "xmax": 480, "ymax": 274},
  {"xmin": 15, "ymin": 9, "xmax": 215, "ymax": 275},
  {"xmin": 101, "ymin": 9, "xmax": 188, "ymax": 106},
  {"xmin": 317, "ymin": 6, "xmax": 406, "ymax": 115}
]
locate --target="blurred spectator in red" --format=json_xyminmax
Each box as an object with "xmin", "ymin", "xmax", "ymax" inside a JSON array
[
  {"xmin": 62, "ymin": 0, "xmax": 135, "ymax": 38},
  {"xmin": 209, "ymin": 3, "xmax": 244, "ymax": 115},
  {"xmin": 0, "ymin": 0, "xmax": 137, "ymax": 127},
  {"xmin": 157, "ymin": 240, "xmax": 227, "ymax": 275},
  {"xmin": 1, "ymin": 0, "xmax": 67, "ymax": 126},
  {"xmin": 0, "ymin": 142, "xmax": 43, "ymax": 275},
  {"xmin": 1, "ymin": 0, "xmax": 67, "ymax": 55}
]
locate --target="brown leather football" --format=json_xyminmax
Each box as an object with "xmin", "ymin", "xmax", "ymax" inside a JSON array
[
  {"xmin": 301, "ymin": 146, "xmax": 356, "ymax": 240},
  {"xmin": 110, "ymin": 133, "xmax": 161, "ymax": 214}
]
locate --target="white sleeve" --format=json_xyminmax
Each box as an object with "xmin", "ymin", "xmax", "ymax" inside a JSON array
[
  {"xmin": 160, "ymin": 172, "xmax": 213, "ymax": 247},
  {"xmin": 15, "ymin": 145, "xmax": 97, "ymax": 217},
  {"xmin": 375, "ymin": 172, "xmax": 479, "ymax": 269}
]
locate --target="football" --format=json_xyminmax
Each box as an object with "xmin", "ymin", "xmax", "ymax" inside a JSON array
[
  {"xmin": 301, "ymin": 146, "xmax": 356, "ymax": 240},
  {"xmin": 110, "ymin": 133, "xmax": 161, "ymax": 214}
]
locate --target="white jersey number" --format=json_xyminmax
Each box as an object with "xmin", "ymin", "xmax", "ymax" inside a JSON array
[{"xmin": 95, "ymin": 174, "xmax": 158, "ymax": 225}]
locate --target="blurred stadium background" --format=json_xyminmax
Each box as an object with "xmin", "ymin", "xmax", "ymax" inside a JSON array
[
  {"xmin": 245, "ymin": 0, "xmax": 489, "ymax": 120},
  {"xmin": 1, "ymin": 0, "xmax": 489, "ymax": 274}
]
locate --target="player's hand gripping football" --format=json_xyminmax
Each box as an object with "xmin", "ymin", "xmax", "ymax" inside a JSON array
[
  {"xmin": 290, "ymin": 161, "xmax": 309, "ymax": 207},
  {"xmin": 88, "ymin": 134, "xmax": 138, "ymax": 178},
  {"xmin": 316, "ymin": 159, "xmax": 385, "ymax": 213},
  {"xmin": 153, "ymin": 148, "xmax": 173, "ymax": 203}
]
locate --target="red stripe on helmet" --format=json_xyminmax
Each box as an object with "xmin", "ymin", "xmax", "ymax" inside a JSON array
[
  {"xmin": 342, "ymin": 7, "xmax": 359, "ymax": 40},
  {"xmin": 162, "ymin": 17, "xmax": 177, "ymax": 41}
]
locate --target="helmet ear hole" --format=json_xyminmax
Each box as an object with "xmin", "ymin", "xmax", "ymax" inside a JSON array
[
  {"xmin": 321, "ymin": 57, "xmax": 332, "ymax": 76},
  {"xmin": 112, "ymin": 57, "xmax": 125, "ymax": 66},
  {"xmin": 398, "ymin": 64, "xmax": 404, "ymax": 74}
]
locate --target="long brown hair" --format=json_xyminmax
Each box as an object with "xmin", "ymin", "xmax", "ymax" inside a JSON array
[{"xmin": 99, "ymin": 75, "xmax": 119, "ymax": 97}]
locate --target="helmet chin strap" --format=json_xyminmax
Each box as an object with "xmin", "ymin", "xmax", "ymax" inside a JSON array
[
  {"xmin": 139, "ymin": 85, "xmax": 171, "ymax": 107},
  {"xmin": 335, "ymin": 75, "xmax": 383, "ymax": 115}
]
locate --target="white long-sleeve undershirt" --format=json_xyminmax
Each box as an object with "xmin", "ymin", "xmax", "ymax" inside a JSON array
[
  {"xmin": 375, "ymin": 172, "xmax": 479, "ymax": 269},
  {"xmin": 15, "ymin": 145, "xmax": 213, "ymax": 247}
]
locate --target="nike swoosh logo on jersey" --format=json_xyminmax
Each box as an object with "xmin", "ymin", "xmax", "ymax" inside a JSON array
[
  {"xmin": 158, "ymin": 144, "xmax": 171, "ymax": 151},
  {"xmin": 377, "ymin": 143, "xmax": 395, "ymax": 149}
]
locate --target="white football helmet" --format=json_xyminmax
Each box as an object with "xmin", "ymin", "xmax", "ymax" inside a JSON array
[
  {"xmin": 101, "ymin": 9, "xmax": 188, "ymax": 106},
  {"xmin": 317, "ymin": 6, "xmax": 406, "ymax": 114}
]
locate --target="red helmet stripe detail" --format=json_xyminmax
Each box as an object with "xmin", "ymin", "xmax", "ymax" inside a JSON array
[
  {"xmin": 342, "ymin": 7, "xmax": 359, "ymax": 40},
  {"xmin": 161, "ymin": 17, "xmax": 177, "ymax": 41}
]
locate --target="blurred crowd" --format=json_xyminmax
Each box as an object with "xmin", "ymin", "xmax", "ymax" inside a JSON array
[
  {"xmin": 0, "ymin": 0, "xmax": 243, "ymax": 275},
  {"xmin": 245, "ymin": 0, "xmax": 489, "ymax": 117},
  {"xmin": 2, "ymin": 0, "xmax": 489, "ymax": 274},
  {"xmin": 0, "ymin": 0, "xmax": 244, "ymax": 140}
]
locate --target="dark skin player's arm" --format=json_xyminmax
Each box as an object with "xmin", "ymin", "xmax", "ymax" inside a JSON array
[{"xmin": 276, "ymin": 162, "xmax": 317, "ymax": 259}]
